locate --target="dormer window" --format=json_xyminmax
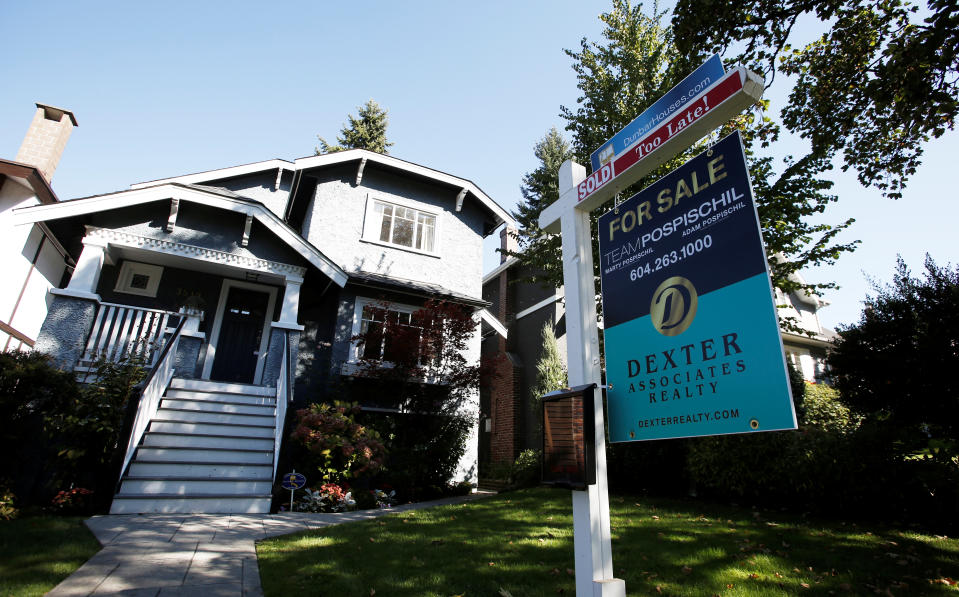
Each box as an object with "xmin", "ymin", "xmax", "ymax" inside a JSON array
[{"xmin": 364, "ymin": 197, "xmax": 438, "ymax": 254}]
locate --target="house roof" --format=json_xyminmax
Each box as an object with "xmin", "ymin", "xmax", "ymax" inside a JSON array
[
  {"xmin": 11, "ymin": 183, "xmax": 349, "ymax": 287},
  {"xmin": 348, "ymin": 270, "xmax": 489, "ymax": 308},
  {"xmin": 0, "ymin": 158, "xmax": 58, "ymax": 205},
  {"xmin": 128, "ymin": 150, "xmax": 516, "ymax": 229}
]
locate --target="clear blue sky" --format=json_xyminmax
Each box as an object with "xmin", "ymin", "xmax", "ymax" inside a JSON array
[{"xmin": 2, "ymin": 0, "xmax": 956, "ymax": 330}]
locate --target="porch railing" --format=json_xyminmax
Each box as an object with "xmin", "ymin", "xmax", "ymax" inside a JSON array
[
  {"xmin": 274, "ymin": 330, "xmax": 292, "ymax": 482},
  {"xmin": 82, "ymin": 302, "xmax": 180, "ymax": 365},
  {"xmin": 116, "ymin": 316, "xmax": 187, "ymax": 487}
]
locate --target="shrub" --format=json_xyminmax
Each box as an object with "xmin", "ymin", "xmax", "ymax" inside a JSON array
[
  {"xmin": 799, "ymin": 382, "xmax": 861, "ymax": 433},
  {"xmin": 46, "ymin": 354, "xmax": 147, "ymax": 512},
  {"xmin": 290, "ymin": 402, "xmax": 386, "ymax": 484},
  {"xmin": 0, "ymin": 486, "xmax": 17, "ymax": 520},
  {"xmin": 49, "ymin": 487, "xmax": 94, "ymax": 515},
  {"xmin": 298, "ymin": 483, "xmax": 355, "ymax": 513},
  {"xmin": 510, "ymin": 449, "xmax": 542, "ymax": 487},
  {"xmin": 0, "ymin": 351, "xmax": 79, "ymax": 505},
  {"xmin": 0, "ymin": 349, "xmax": 146, "ymax": 513}
]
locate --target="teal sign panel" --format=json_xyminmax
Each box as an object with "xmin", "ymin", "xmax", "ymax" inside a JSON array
[{"xmin": 597, "ymin": 131, "xmax": 796, "ymax": 442}]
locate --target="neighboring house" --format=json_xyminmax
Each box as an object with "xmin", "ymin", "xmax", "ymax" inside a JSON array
[
  {"xmin": 479, "ymin": 232, "xmax": 837, "ymax": 467},
  {"xmin": 12, "ymin": 143, "xmax": 513, "ymax": 513},
  {"xmin": 0, "ymin": 104, "xmax": 76, "ymax": 351}
]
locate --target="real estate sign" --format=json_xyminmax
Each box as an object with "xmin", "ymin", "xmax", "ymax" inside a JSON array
[
  {"xmin": 598, "ymin": 131, "xmax": 796, "ymax": 442},
  {"xmin": 590, "ymin": 54, "xmax": 725, "ymax": 172}
]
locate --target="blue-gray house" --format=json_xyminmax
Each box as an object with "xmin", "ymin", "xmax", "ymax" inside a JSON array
[{"xmin": 12, "ymin": 150, "xmax": 513, "ymax": 513}]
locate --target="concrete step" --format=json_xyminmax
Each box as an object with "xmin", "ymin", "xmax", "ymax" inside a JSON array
[
  {"xmin": 128, "ymin": 461, "xmax": 273, "ymax": 479},
  {"xmin": 149, "ymin": 419, "xmax": 275, "ymax": 438},
  {"xmin": 109, "ymin": 494, "xmax": 272, "ymax": 514},
  {"xmin": 164, "ymin": 388, "xmax": 277, "ymax": 406},
  {"xmin": 119, "ymin": 477, "xmax": 273, "ymax": 495},
  {"xmin": 142, "ymin": 432, "xmax": 274, "ymax": 450},
  {"xmin": 155, "ymin": 408, "xmax": 274, "ymax": 427},
  {"xmin": 160, "ymin": 398, "xmax": 276, "ymax": 416},
  {"xmin": 170, "ymin": 378, "xmax": 275, "ymax": 396},
  {"xmin": 135, "ymin": 446, "xmax": 273, "ymax": 465}
]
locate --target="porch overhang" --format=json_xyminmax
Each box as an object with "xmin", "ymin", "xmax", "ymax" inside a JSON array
[{"xmin": 11, "ymin": 183, "xmax": 348, "ymax": 287}]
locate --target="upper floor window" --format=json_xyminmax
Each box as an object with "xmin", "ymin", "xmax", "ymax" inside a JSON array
[{"xmin": 369, "ymin": 199, "xmax": 436, "ymax": 252}]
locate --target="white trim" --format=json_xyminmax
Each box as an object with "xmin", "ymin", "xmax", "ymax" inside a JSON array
[
  {"xmin": 84, "ymin": 226, "xmax": 307, "ymax": 279},
  {"xmin": 129, "ymin": 160, "xmax": 294, "ymax": 189},
  {"xmin": 478, "ymin": 309, "xmax": 507, "ymax": 339},
  {"xmin": 50, "ymin": 288, "xmax": 101, "ymax": 301},
  {"xmin": 130, "ymin": 151, "xmax": 515, "ymax": 227},
  {"xmin": 515, "ymin": 293, "xmax": 562, "ymax": 321},
  {"xmin": 114, "ymin": 261, "xmax": 164, "ymax": 297},
  {"xmin": 271, "ymin": 321, "xmax": 305, "ymax": 331},
  {"xmin": 12, "ymin": 185, "xmax": 348, "ymax": 287},
  {"xmin": 482, "ymin": 256, "xmax": 519, "ymax": 285},
  {"xmin": 202, "ymin": 279, "xmax": 278, "ymax": 385},
  {"xmin": 295, "ymin": 150, "xmax": 513, "ymax": 226}
]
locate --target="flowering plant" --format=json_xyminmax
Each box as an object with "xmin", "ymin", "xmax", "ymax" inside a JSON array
[
  {"xmin": 290, "ymin": 402, "xmax": 387, "ymax": 484},
  {"xmin": 299, "ymin": 483, "xmax": 356, "ymax": 513},
  {"xmin": 50, "ymin": 487, "xmax": 93, "ymax": 514},
  {"xmin": 372, "ymin": 488, "xmax": 396, "ymax": 509}
]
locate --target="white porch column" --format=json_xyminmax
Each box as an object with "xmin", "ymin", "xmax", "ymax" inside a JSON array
[
  {"xmin": 277, "ymin": 274, "xmax": 303, "ymax": 326},
  {"xmin": 62, "ymin": 236, "xmax": 108, "ymax": 299}
]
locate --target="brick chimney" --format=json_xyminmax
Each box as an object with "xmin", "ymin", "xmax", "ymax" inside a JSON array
[
  {"xmin": 499, "ymin": 225, "xmax": 518, "ymax": 264},
  {"xmin": 15, "ymin": 103, "xmax": 78, "ymax": 182}
]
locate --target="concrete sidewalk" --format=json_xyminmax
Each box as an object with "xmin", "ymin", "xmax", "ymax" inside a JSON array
[{"xmin": 47, "ymin": 493, "xmax": 489, "ymax": 597}]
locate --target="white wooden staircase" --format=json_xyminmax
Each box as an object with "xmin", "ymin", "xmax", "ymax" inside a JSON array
[{"xmin": 110, "ymin": 379, "xmax": 277, "ymax": 514}]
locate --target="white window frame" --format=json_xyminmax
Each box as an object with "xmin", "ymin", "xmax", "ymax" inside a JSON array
[
  {"xmin": 348, "ymin": 297, "xmax": 423, "ymax": 363},
  {"xmin": 114, "ymin": 261, "xmax": 164, "ymax": 297},
  {"xmin": 361, "ymin": 195, "xmax": 441, "ymax": 257}
]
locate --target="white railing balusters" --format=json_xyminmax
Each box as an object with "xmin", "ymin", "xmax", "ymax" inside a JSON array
[{"xmin": 81, "ymin": 303, "xmax": 181, "ymax": 366}]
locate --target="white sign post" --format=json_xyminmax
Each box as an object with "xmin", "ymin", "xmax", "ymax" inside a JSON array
[{"xmin": 539, "ymin": 62, "xmax": 764, "ymax": 597}]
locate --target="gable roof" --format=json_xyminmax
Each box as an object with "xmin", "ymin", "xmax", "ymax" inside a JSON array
[
  {"xmin": 129, "ymin": 150, "xmax": 515, "ymax": 227},
  {"xmin": 11, "ymin": 182, "xmax": 349, "ymax": 287}
]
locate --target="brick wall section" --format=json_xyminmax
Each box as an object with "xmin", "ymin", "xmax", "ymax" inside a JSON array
[
  {"xmin": 488, "ymin": 249, "xmax": 522, "ymax": 464},
  {"xmin": 490, "ymin": 353, "xmax": 521, "ymax": 464},
  {"xmin": 15, "ymin": 105, "xmax": 76, "ymax": 182}
]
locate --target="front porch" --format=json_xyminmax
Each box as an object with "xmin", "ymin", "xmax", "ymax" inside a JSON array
[{"xmin": 31, "ymin": 224, "xmax": 337, "ymax": 513}]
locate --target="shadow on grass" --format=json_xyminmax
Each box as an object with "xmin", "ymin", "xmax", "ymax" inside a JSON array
[
  {"xmin": 0, "ymin": 516, "xmax": 100, "ymax": 597},
  {"xmin": 258, "ymin": 489, "xmax": 959, "ymax": 597}
]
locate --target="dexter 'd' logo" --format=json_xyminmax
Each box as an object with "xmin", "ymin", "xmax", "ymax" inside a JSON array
[{"xmin": 650, "ymin": 276, "xmax": 698, "ymax": 336}]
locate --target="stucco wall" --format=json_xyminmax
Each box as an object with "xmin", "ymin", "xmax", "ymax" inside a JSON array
[
  {"xmin": 301, "ymin": 164, "xmax": 486, "ymax": 300},
  {"xmin": 207, "ymin": 170, "xmax": 294, "ymax": 219}
]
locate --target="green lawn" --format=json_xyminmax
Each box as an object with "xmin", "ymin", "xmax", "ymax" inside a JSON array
[
  {"xmin": 0, "ymin": 516, "xmax": 100, "ymax": 597},
  {"xmin": 258, "ymin": 488, "xmax": 959, "ymax": 596}
]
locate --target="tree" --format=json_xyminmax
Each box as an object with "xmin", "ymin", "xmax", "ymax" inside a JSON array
[
  {"xmin": 828, "ymin": 255, "xmax": 959, "ymax": 444},
  {"xmin": 531, "ymin": 322, "xmax": 568, "ymax": 402},
  {"xmin": 672, "ymin": 0, "xmax": 958, "ymax": 200},
  {"xmin": 315, "ymin": 99, "xmax": 394, "ymax": 155},
  {"xmin": 348, "ymin": 299, "xmax": 481, "ymax": 498},
  {"xmin": 511, "ymin": 1, "xmax": 856, "ymax": 305},
  {"xmin": 507, "ymin": 128, "xmax": 573, "ymax": 289}
]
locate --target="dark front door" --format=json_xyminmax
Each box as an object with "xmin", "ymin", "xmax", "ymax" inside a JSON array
[{"xmin": 210, "ymin": 287, "xmax": 270, "ymax": 384}]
